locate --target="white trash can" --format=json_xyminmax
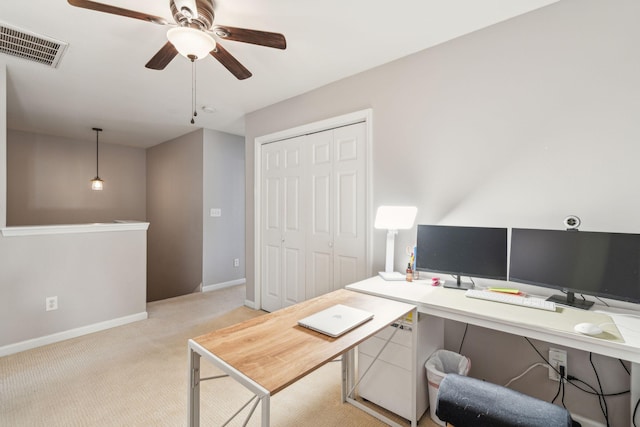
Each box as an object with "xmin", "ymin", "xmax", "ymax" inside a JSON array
[{"xmin": 425, "ymin": 349, "xmax": 471, "ymax": 426}]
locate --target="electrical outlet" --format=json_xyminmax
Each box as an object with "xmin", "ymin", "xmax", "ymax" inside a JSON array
[
  {"xmin": 233, "ymin": 258, "xmax": 240, "ymax": 267},
  {"xmin": 548, "ymin": 348, "xmax": 567, "ymax": 381},
  {"xmin": 46, "ymin": 296, "xmax": 58, "ymax": 311}
]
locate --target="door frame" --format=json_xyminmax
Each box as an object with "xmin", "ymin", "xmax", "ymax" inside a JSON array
[{"xmin": 253, "ymin": 109, "xmax": 373, "ymax": 310}]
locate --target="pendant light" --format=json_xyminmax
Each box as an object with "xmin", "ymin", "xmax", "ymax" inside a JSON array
[{"xmin": 90, "ymin": 127, "xmax": 104, "ymax": 191}]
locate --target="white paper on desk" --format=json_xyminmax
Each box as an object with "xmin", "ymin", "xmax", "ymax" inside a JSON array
[{"xmin": 605, "ymin": 313, "xmax": 640, "ymax": 346}]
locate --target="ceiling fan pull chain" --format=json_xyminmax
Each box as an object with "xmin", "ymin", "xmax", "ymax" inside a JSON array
[
  {"xmin": 190, "ymin": 58, "xmax": 197, "ymax": 124},
  {"xmin": 193, "ymin": 60, "xmax": 198, "ymax": 120}
]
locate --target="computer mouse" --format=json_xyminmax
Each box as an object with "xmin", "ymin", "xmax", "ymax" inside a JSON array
[{"xmin": 573, "ymin": 322, "xmax": 603, "ymax": 336}]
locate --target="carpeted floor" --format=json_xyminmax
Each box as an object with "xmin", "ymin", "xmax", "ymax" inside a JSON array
[{"xmin": 0, "ymin": 285, "xmax": 437, "ymax": 426}]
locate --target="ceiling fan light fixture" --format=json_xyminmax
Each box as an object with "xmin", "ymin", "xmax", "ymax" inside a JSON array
[{"xmin": 167, "ymin": 27, "xmax": 216, "ymax": 60}]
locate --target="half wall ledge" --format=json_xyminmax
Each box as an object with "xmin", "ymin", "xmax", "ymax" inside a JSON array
[{"xmin": 1, "ymin": 221, "xmax": 150, "ymax": 237}]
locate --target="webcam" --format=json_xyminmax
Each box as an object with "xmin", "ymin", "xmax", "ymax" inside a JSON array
[{"xmin": 564, "ymin": 215, "xmax": 581, "ymax": 230}]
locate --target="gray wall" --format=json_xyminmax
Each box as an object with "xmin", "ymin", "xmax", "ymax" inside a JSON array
[
  {"xmin": 6, "ymin": 130, "xmax": 146, "ymax": 226},
  {"xmin": 203, "ymin": 129, "xmax": 245, "ymax": 288},
  {"xmin": 0, "ymin": 229, "xmax": 148, "ymax": 349},
  {"xmin": 245, "ymin": 0, "xmax": 639, "ymax": 424},
  {"xmin": 146, "ymin": 130, "xmax": 203, "ymax": 302},
  {"xmin": 0, "ymin": 66, "xmax": 5, "ymax": 227}
]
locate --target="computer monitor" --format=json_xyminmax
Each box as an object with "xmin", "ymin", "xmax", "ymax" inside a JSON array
[
  {"xmin": 416, "ymin": 225, "xmax": 508, "ymax": 290},
  {"xmin": 509, "ymin": 228, "xmax": 640, "ymax": 309}
]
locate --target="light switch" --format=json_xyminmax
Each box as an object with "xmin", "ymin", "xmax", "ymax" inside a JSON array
[{"xmin": 210, "ymin": 208, "xmax": 222, "ymax": 217}]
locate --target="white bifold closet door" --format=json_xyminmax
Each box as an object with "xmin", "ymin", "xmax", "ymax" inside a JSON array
[
  {"xmin": 261, "ymin": 122, "xmax": 367, "ymax": 312},
  {"xmin": 261, "ymin": 135, "xmax": 306, "ymax": 312}
]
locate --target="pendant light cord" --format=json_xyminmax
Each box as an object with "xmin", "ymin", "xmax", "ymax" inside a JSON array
[
  {"xmin": 95, "ymin": 130, "xmax": 99, "ymax": 176},
  {"xmin": 92, "ymin": 127, "xmax": 102, "ymax": 177}
]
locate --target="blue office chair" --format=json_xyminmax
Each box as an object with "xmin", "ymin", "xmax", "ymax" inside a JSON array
[{"xmin": 435, "ymin": 374, "xmax": 579, "ymax": 427}]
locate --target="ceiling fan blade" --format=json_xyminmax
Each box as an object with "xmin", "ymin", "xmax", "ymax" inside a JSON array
[
  {"xmin": 67, "ymin": 0, "xmax": 169, "ymax": 25},
  {"xmin": 210, "ymin": 44, "xmax": 252, "ymax": 80},
  {"xmin": 213, "ymin": 26, "xmax": 286, "ymax": 50},
  {"xmin": 145, "ymin": 42, "xmax": 179, "ymax": 70}
]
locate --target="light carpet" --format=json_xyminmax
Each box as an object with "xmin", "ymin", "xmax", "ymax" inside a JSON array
[{"xmin": 0, "ymin": 285, "xmax": 436, "ymax": 426}]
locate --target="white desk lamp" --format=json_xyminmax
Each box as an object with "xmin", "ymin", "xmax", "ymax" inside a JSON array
[{"xmin": 374, "ymin": 205, "xmax": 418, "ymax": 281}]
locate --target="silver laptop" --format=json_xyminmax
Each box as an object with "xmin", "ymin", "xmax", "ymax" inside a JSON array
[{"xmin": 297, "ymin": 304, "xmax": 374, "ymax": 337}]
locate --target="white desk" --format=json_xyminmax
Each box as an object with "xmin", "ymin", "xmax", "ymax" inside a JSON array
[{"xmin": 347, "ymin": 276, "xmax": 640, "ymax": 424}]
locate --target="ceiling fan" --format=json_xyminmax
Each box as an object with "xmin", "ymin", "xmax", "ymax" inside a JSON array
[{"xmin": 67, "ymin": 0, "xmax": 287, "ymax": 80}]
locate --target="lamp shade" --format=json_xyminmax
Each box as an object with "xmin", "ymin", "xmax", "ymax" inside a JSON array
[
  {"xmin": 167, "ymin": 27, "xmax": 216, "ymax": 60},
  {"xmin": 374, "ymin": 206, "xmax": 418, "ymax": 230},
  {"xmin": 91, "ymin": 177, "xmax": 104, "ymax": 191}
]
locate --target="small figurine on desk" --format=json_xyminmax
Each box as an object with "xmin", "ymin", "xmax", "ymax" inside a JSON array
[{"xmin": 406, "ymin": 263, "xmax": 413, "ymax": 282}]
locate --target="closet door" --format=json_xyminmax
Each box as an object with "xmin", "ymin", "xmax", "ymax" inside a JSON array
[
  {"xmin": 331, "ymin": 123, "xmax": 367, "ymax": 289},
  {"xmin": 261, "ymin": 121, "xmax": 368, "ymax": 310},
  {"xmin": 306, "ymin": 122, "xmax": 367, "ymax": 297},
  {"xmin": 306, "ymin": 130, "xmax": 334, "ymax": 297},
  {"xmin": 261, "ymin": 137, "xmax": 306, "ymax": 312}
]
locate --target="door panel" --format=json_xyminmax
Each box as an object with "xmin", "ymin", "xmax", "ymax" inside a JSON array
[
  {"xmin": 332, "ymin": 123, "xmax": 367, "ymax": 286},
  {"xmin": 261, "ymin": 143, "xmax": 283, "ymax": 312},
  {"xmin": 283, "ymin": 246, "xmax": 303, "ymax": 306},
  {"xmin": 261, "ymin": 137, "xmax": 307, "ymax": 311},
  {"xmin": 306, "ymin": 130, "xmax": 333, "ymax": 298},
  {"xmin": 264, "ymin": 244, "xmax": 281, "ymax": 299},
  {"xmin": 336, "ymin": 171, "xmax": 358, "ymax": 238},
  {"xmin": 308, "ymin": 250, "xmax": 332, "ymax": 298},
  {"xmin": 334, "ymin": 254, "xmax": 358, "ymax": 290},
  {"xmin": 281, "ymin": 138, "xmax": 306, "ymax": 306}
]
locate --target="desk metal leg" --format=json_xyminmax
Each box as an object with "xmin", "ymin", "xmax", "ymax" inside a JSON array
[
  {"xmin": 632, "ymin": 362, "xmax": 640, "ymax": 426},
  {"xmin": 188, "ymin": 340, "xmax": 271, "ymax": 426},
  {"xmin": 342, "ymin": 351, "xmax": 354, "ymax": 403},
  {"xmin": 410, "ymin": 308, "xmax": 418, "ymax": 427},
  {"xmin": 188, "ymin": 347, "xmax": 201, "ymax": 427},
  {"xmin": 261, "ymin": 393, "xmax": 271, "ymax": 426}
]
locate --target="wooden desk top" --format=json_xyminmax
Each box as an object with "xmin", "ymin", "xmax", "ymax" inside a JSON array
[{"xmin": 191, "ymin": 289, "xmax": 416, "ymax": 395}]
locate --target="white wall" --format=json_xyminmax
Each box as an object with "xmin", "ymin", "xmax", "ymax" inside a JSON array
[
  {"xmin": 202, "ymin": 129, "xmax": 245, "ymax": 290},
  {"xmin": 244, "ymin": 0, "xmax": 639, "ymax": 424}
]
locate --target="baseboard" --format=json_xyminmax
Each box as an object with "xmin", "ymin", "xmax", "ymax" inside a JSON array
[
  {"xmin": 244, "ymin": 299, "xmax": 257, "ymax": 309},
  {"xmin": 572, "ymin": 413, "xmax": 605, "ymax": 427},
  {"xmin": 202, "ymin": 278, "xmax": 246, "ymax": 293},
  {"xmin": 0, "ymin": 311, "xmax": 148, "ymax": 357}
]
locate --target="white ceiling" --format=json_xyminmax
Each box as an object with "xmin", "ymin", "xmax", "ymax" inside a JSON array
[{"xmin": 1, "ymin": 0, "xmax": 558, "ymax": 148}]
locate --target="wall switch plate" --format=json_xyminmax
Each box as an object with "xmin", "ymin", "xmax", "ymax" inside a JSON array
[
  {"xmin": 234, "ymin": 258, "xmax": 240, "ymax": 267},
  {"xmin": 210, "ymin": 208, "xmax": 221, "ymax": 217},
  {"xmin": 549, "ymin": 348, "xmax": 567, "ymax": 381},
  {"xmin": 46, "ymin": 296, "xmax": 58, "ymax": 311}
]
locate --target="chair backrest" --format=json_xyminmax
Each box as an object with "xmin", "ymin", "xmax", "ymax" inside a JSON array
[{"xmin": 435, "ymin": 374, "xmax": 574, "ymax": 427}]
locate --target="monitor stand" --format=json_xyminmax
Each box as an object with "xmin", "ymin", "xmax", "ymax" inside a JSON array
[
  {"xmin": 443, "ymin": 275, "xmax": 474, "ymax": 290},
  {"xmin": 547, "ymin": 292, "xmax": 594, "ymax": 310}
]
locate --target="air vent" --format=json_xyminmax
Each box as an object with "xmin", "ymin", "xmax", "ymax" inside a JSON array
[{"xmin": 0, "ymin": 23, "xmax": 68, "ymax": 68}]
